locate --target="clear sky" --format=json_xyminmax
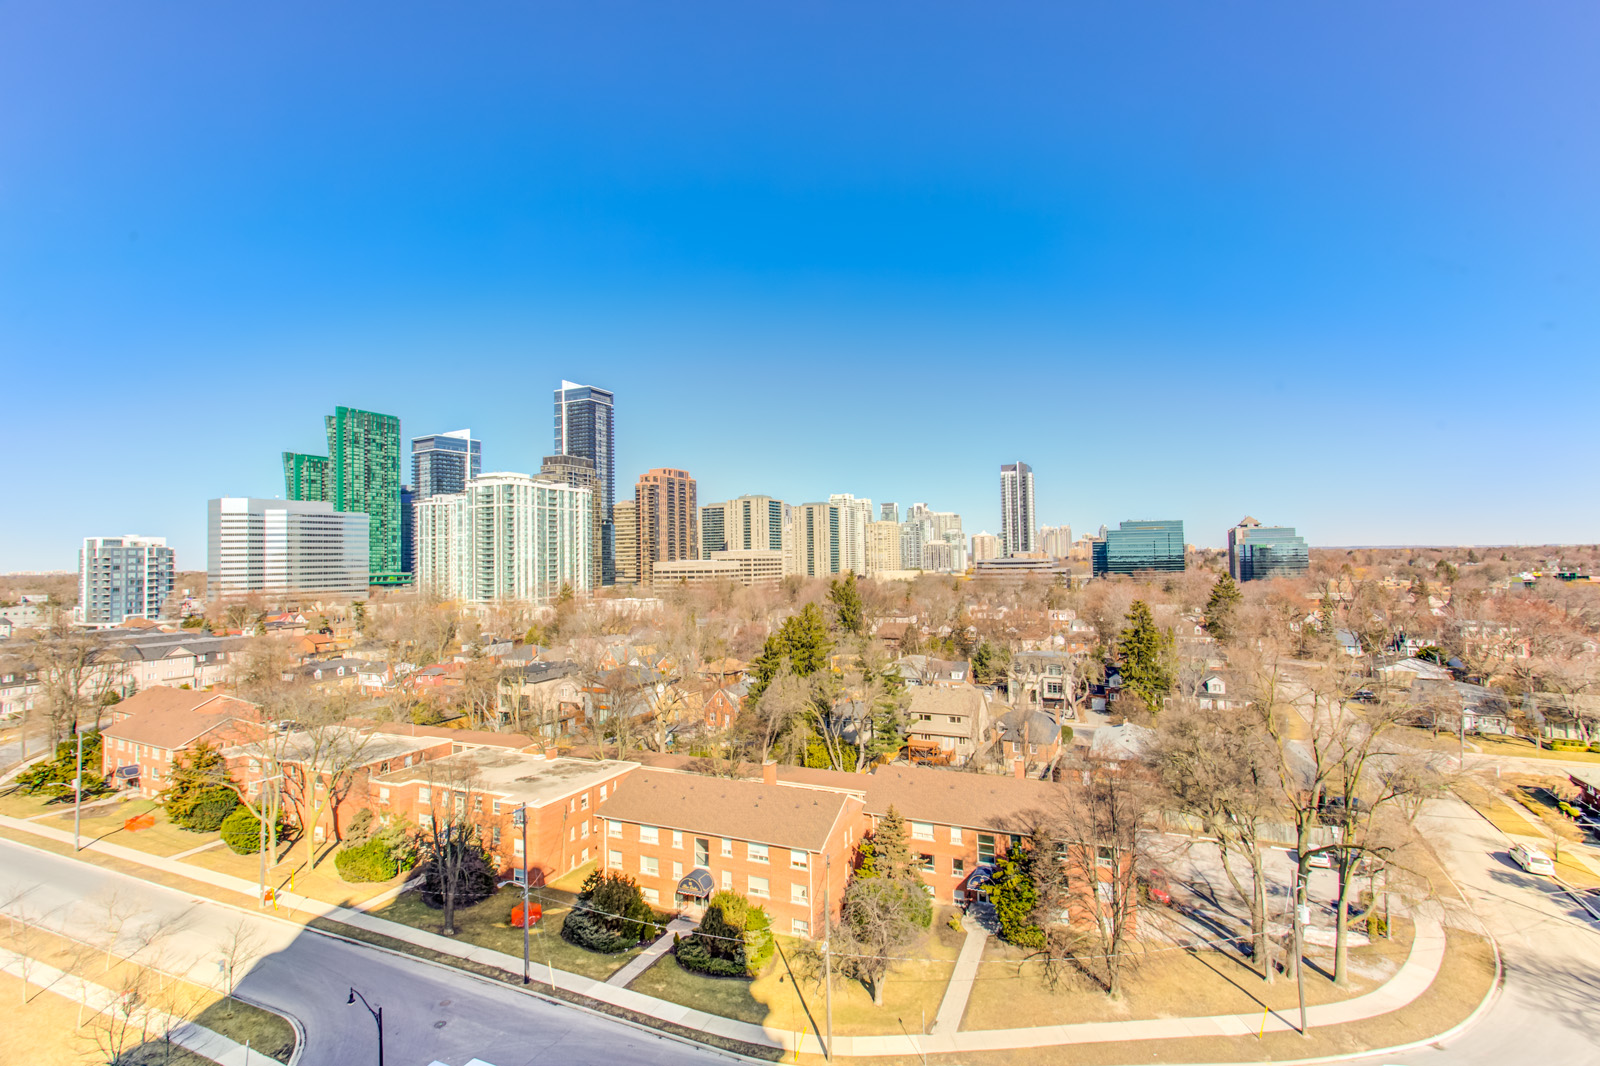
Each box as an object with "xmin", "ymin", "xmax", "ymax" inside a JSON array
[{"xmin": 3, "ymin": 2, "xmax": 1597, "ymax": 572}]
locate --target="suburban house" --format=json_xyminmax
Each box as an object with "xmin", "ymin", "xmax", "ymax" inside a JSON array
[
  {"xmin": 904, "ymin": 685, "xmax": 989, "ymax": 765},
  {"xmin": 371, "ymin": 749, "xmax": 635, "ymax": 884},
  {"xmin": 1006, "ymin": 651, "xmax": 1077, "ymax": 715},
  {"xmin": 88, "ymin": 631, "xmax": 252, "ymax": 695},
  {"xmin": 599, "ymin": 763, "xmax": 865, "ymax": 938},
  {"xmin": 893, "ymin": 656, "xmax": 971, "ymax": 688},
  {"xmin": 497, "ymin": 660, "xmax": 584, "ymax": 737},
  {"xmin": 100, "ymin": 687, "xmax": 261, "ymax": 795},
  {"xmin": 984, "ymin": 705, "xmax": 1063, "ymax": 772},
  {"xmin": 1194, "ymin": 670, "xmax": 1247, "ymax": 711}
]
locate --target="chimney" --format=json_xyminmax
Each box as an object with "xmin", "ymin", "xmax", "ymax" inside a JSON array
[
  {"xmin": 763, "ymin": 760, "xmax": 778, "ymax": 785},
  {"xmin": 1013, "ymin": 759, "xmax": 1026, "ymax": 780}
]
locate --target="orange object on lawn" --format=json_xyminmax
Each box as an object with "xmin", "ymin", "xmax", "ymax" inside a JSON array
[
  {"xmin": 510, "ymin": 903, "xmax": 542, "ymax": 928},
  {"xmin": 123, "ymin": 814, "xmax": 156, "ymax": 831}
]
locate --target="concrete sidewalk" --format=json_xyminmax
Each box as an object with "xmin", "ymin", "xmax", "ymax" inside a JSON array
[
  {"xmin": 928, "ymin": 915, "xmax": 988, "ymax": 1035},
  {"xmin": 0, "ymin": 811, "xmax": 1455, "ymax": 1057},
  {"xmin": 608, "ymin": 916, "xmax": 694, "ymax": 987}
]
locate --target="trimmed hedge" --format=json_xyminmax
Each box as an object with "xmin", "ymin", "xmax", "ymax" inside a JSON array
[
  {"xmin": 1549, "ymin": 739, "xmax": 1589, "ymax": 752},
  {"xmin": 336, "ymin": 839, "xmax": 402, "ymax": 882}
]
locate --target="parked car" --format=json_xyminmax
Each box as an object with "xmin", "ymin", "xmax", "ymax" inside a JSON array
[
  {"xmin": 1349, "ymin": 689, "xmax": 1378, "ymax": 704},
  {"xmin": 1293, "ymin": 849, "xmax": 1334, "ymax": 870},
  {"xmin": 1510, "ymin": 842, "xmax": 1556, "ymax": 877},
  {"xmin": 1141, "ymin": 867, "xmax": 1172, "ymax": 906}
]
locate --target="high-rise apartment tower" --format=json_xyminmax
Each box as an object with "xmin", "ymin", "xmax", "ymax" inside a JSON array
[
  {"xmin": 77, "ymin": 536, "xmax": 175, "ymax": 625},
  {"xmin": 999, "ymin": 462, "xmax": 1037, "ymax": 557},
  {"xmin": 554, "ymin": 381, "xmax": 616, "ymax": 584},
  {"xmin": 635, "ymin": 469, "xmax": 697, "ymax": 586}
]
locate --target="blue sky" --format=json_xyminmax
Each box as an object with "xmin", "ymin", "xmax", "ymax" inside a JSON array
[{"xmin": 3, "ymin": 2, "xmax": 1597, "ymax": 572}]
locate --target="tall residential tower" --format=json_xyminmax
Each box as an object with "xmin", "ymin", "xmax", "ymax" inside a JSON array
[
  {"xmin": 283, "ymin": 405, "xmax": 404, "ymax": 584},
  {"xmin": 554, "ymin": 381, "xmax": 616, "ymax": 584},
  {"xmin": 999, "ymin": 461, "xmax": 1036, "ymax": 557}
]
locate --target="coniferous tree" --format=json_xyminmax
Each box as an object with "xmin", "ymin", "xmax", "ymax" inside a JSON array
[
  {"xmin": 1117, "ymin": 600, "xmax": 1175, "ymax": 713},
  {"xmin": 1203, "ymin": 574, "xmax": 1242, "ymax": 644},
  {"xmin": 828, "ymin": 572, "xmax": 866, "ymax": 637},
  {"xmin": 161, "ymin": 742, "xmax": 240, "ymax": 831}
]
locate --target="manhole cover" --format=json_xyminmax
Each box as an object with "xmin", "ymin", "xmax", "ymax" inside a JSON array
[
  {"xmin": 438, "ymin": 999, "xmax": 452, "ymax": 1007},
  {"xmin": 434, "ymin": 1020, "xmax": 448, "ymax": 1029}
]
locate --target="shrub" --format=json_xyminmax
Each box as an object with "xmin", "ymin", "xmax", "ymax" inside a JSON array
[
  {"xmin": 561, "ymin": 870, "xmax": 660, "ymax": 953},
  {"xmin": 1589, "ymin": 742, "xmax": 1600, "ymax": 754},
  {"xmin": 336, "ymin": 838, "xmax": 400, "ymax": 882},
  {"xmin": 161, "ymin": 742, "xmax": 239, "ymax": 832},
  {"xmin": 220, "ymin": 807, "xmax": 288, "ymax": 855},
  {"xmin": 1060, "ymin": 725, "xmax": 1074, "ymax": 744},
  {"xmin": 344, "ymin": 808, "xmax": 375, "ymax": 843},
  {"xmin": 16, "ymin": 732, "xmax": 111, "ymax": 801},
  {"xmin": 1366, "ymin": 912, "xmax": 1389, "ymax": 939},
  {"xmin": 1549, "ymin": 739, "xmax": 1587, "ymax": 752},
  {"xmin": 675, "ymin": 891, "xmax": 773, "ymax": 978}
]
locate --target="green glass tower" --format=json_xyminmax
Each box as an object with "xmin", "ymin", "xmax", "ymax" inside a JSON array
[
  {"xmin": 282, "ymin": 406, "xmax": 406, "ymax": 584},
  {"xmin": 282, "ymin": 452, "xmax": 330, "ymax": 503}
]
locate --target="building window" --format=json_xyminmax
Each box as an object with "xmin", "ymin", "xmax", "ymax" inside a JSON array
[
  {"xmin": 748, "ymin": 876, "xmax": 769, "ymax": 899},
  {"xmin": 639, "ymin": 825, "xmax": 659, "ymax": 845},
  {"xmin": 492, "ymin": 800, "xmax": 502, "ymax": 815},
  {"xmin": 952, "ymin": 858, "xmax": 965, "ymax": 876},
  {"xmin": 608, "ymin": 820, "xmax": 622, "ymax": 836},
  {"xmin": 580, "ymin": 793, "xmax": 589, "ymax": 810},
  {"xmin": 580, "ymin": 821, "xmax": 590, "ymax": 839},
  {"xmin": 642, "ymin": 887, "xmax": 659, "ymax": 904},
  {"xmin": 418, "ymin": 787, "xmax": 431, "ymax": 804},
  {"xmin": 609, "ymin": 850, "xmax": 623, "ymax": 868},
  {"xmin": 672, "ymin": 830, "xmax": 683, "ymax": 849},
  {"xmin": 978, "ymin": 834, "xmax": 995, "ymax": 865},
  {"xmin": 514, "ymin": 838, "xmax": 524, "ymax": 856},
  {"xmin": 792, "ymin": 919, "xmax": 810, "ymax": 937},
  {"xmin": 791, "ymin": 883, "xmax": 808, "ymax": 904},
  {"xmin": 790, "ymin": 849, "xmax": 808, "ymax": 870},
  {"xmin": 378, "ymin": 787, "xmax": 390, "ymax": 802},
  {"xmin": 1097, "ymin": 845, "xmax": 1115, "ymax": 868},
  {"xmin": 721, "ymin": 870, "xmax": 732, "ymax": 890},
  {"xmin": 911, "ymin": 822, "xmax": 934, "ymax": 841},
  {"xmin": 641, "ymin": 856, "xmax": 659, "ymax": 877},
  {"xmin": 919, "ymin": 853, "xmax": 935, "ymax": 874},
  {"xmin": 721, "ymin": 838, "xmax": 733, "ymax": 858},
  {"xmin": 673, "ymin": 861, "xmax": 683, "ymax": 880},
  {"xmin": 695, "ymin": 838, "xmax": 710, "ymax": 865},
  {"xmin": 748, "ymin": 842, "xmax": 768, "ymax": 864},
  {"xmin": 600, "ymin": 784, "xmax": 607, "ymax": 800}
]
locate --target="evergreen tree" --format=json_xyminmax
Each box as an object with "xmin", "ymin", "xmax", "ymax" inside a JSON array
[
  {"xmin": 828, "ymin": 572, "xmax": 866, "ymax": 637},
  {"xmin": 875, "ymin": 805, "xmax": 916, "ymax": 881},
  {"xmin": 989, "ymin": 851, "xmax": 1043, "ymax": 948},
  {"xmin": 747, "ymin": 603, "xmax": 834, "ymax": 701},
  {"xmin": 1117, "ymin": 600, "xmax": 1175, "ymax": 713},
  {"xmin": 1203, "ymin": 574, "xmax": 1242, "ymax": 644},
  {"xmin": 162, "ymin": 742, "xmax": 240, "ymax": 831}
]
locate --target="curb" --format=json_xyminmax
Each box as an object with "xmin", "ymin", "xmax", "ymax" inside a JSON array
[{"xmin": 232, "ymin": 991, "xmax": 307, "ymax": 1066}]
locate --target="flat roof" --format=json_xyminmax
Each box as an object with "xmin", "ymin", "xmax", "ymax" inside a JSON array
[{"xmin": 374, "ymin": 749, "xmax": 635, "ymax": 807}]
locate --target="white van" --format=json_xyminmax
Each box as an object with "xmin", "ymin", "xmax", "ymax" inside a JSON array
[{"xmin": 1510, "ymin": 842, "xmax": 1556, "ymax": 877}]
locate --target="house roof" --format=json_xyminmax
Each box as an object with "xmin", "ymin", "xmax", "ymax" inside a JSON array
[
  {"xmin": 103, "ymin": 688, "xmax": 258, "ymax": 751},
  {"xmin": 602, "ymin": 768, "xmax": 856, "ymax": 851},
  {"xmin": 992, "ymin": 706, "xmax": 1058, "ymax": 744},
  {"xmin": 864, "ymin": 764, "xmax": 1056, "ymax": 833},
  {"xmin": 374, "ymin": 748, "xmax": 634, "ymax": 808},
  {"xmin": 907, "ymin": 686, "xmax": 984, "ymax": 718},
  {"xmin": 374, "ymin": 722, "xmax": 533, "ymax": 750}
]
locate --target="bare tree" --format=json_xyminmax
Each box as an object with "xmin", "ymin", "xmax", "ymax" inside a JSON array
[
  {"xmin": 2, "ymin": 903, "xmax": 44, "ymax": 1001},
  {"xmin": 416, "ymin": 759, "xmax": 490, "ymax": 936},
  {"xmin": 28, "ymin": 620, "xmax": 114, "ymax": 744},
  {"xmin": 214, "ymin": 919, "xmax": 263, "ymax": 1015}
]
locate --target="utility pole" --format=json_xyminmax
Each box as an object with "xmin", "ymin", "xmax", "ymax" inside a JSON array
[
  {"xmin": 72, "ymin": 730, "xmax": 84, "ymax": 851},
  {"xmin": 515, "ymin": 804, "xmax": 531, "ymax": 984},
  {"xmin": 822, "ymin": 854, "xmax": 833, "ymax": 1061},
  {"xmin": 256, "ymin": 774, "xmax": 282, "ymax": 908},
  {"xmin": 1293, "ymin": 866, "xmax": 1309, "ymax": 1036}
]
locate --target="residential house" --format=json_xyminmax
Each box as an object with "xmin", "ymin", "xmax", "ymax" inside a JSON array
[
  {"xmin": 497, "ymin": 660, "xmax": 584, "ymax": 738},
  {"xmin": 101, "ymin": 688, "xmax": 261, "ymax": 795},
  {"xmin": 893, "ymin": 656, "xmax": 971, "ymax": 688},
  {"xmin": 904, "ymin": 685, "xmax": 989, "ymax": 764},
  {"xmin": 600, "ymin": 763, "xmax": 865, "ymax": 938},
  {"xmin": 1007, "ymin": 651, "xmax": 1077, "ymax": 716},
  {"xmin": 982, "ymin": 705, "xmax": 1062, "ymax": 772}
]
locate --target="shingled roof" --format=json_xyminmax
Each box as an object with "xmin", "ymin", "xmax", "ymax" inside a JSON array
[
  {"xmin": 602, "ymin": 768, "xmax": 858, "ymax": 852},
  {"xmin": 103, "ymin": 688, "xmax": 258, "ymax": 751},
  {"xmin": 864, "ymin": 764, "xmax": 1057, "ymax": 834}
]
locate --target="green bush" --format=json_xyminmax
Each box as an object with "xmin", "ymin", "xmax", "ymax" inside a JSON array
[
  {"xmin": 1366, "ymin": 912, "xmax": 1389, "ymax": 939},
  {"xmin": 1060, "ymin": 725, "xmax": 1074, "ymax": 744},
  {"xmin": 1549, "ymin": 739, "xmax": 1587, "ymax": 752},
  {"xmin": 561, "ymin": 870, "xmax": 661, "ymax": 953},
  {"xmin": 15, "ymin": 732, "xmax": 111, "ymax": 801},
  {"xmin": 674, "ymin": 891, "xmax": 773, "ymax": 978},
  {"xmin": 344, "ymin": 808, "xmax": 375, "ymax": 843},
  {"xmin": 335, "ymin": 838, "xmax": 400, "ymax": 882},
  {"xmin": 1589, "ymin": 742, "xmax": 1600, "ymax": 754},
  {"xmin": 185, "ymin": 792, "xmax": 239, "ymax": 832},
  {"xmin": 220, "ymin": 806, "xmax": 287, "ymax": 855}
]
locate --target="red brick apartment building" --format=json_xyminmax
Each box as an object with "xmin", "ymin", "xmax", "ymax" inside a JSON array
[
  {"xmin": 101, "ymin": 688, "xmax": 261, "ymax": 795},
  {"xmin": 372, "ymin": 749, "xmax": 636, "ymax": 884},
  {"xmin": 599, "ymin": 763, "xmax": 866, "ymax": 938}
]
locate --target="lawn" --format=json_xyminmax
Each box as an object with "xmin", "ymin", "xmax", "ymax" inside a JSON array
[
  {"xmin": 961, "ymin": 915, "xmax": 1414, "ymax": 1031},
  {"xmin": 183, "ymin": 835, "xmax": 412, "ymax": 907},
  {"xmin": 626, "ymin": 907, "xmax": 965, "ymax": 1037},
  {"xmin": 36, "ymin": 798, "xmax": 216, "ymax": 858},
  {"xmin": 0, "ymin": 788, "xmax": 63, "ymax": 819},
  {"xmin": 1471, "ymin": 733, "xmax": 1600, "ymax": 763},
  {"xmin": 371, "ymin": 883, "xmax": 649, "ymax": 982},
  {"xmin": 1452, "ymin": 780, "xmax": 1545, "ymax": 839}
]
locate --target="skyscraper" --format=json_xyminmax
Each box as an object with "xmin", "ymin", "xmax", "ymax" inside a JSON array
[
  {"xmin": 208, "ymin": 498, "xmax": 370, "ymax": 600},
  {"xmin": 1039, "ymin": 525, "xmax": 1073, "ymax": 558},
  {"xmin": 969, "ymin": 532, "xmax": 1000, "ymax": 563},
  {"xmin": 794, "ymin": 502, "xmax": 841, "ymax": 577},
  {"xmin": 77, "ymin": 536, "xmax": 175, "ymax": 625},
  {"xmin": 829, "ymin": 494, "xmax": 873, "ymax": 576},
  {"xmin": 414, "ymin": 473, "xmax": 592, "ymax": 603},
  {"xmin": 880, "ymin": 502, "xmax": 900, "ymax": 524},
  {"xmin": 284, "ymin": 406, "xmax": 404, "ymax": 583},
  {"xmin": 541, "ymin": 454, "xmax": 603, "ymax": 589},
  {"xmin": 635, "ymin": 468, "xmax": 697, "ymax": 586},
  {"xmin": 700, "ymin": 495, "xmax": 788, "ymax": 559},
  {"xmin": 867, "ymin": 520, "xmax": 902, "ymax": 573},
  {"xmin": 1228, "ymin": 517, "xmax": 1310, "ymax": 582},
  {"xmin": 412, "ymin": 429, "xmax": 482, "ymax": 498},
  {"xmin": 554, "ymin": 381, "xmax": 616, "ymax": 584},
  {"xmin": 612, "ymin": 500, "xmax": 640, "ymax": 585},
  {"xmin": 999, "ymin": 462, "xmax": 1037, "ymax": 557},
  {"xmin": 1095, "ymin": 519, "xmax": 1186, "ymax": 575}
]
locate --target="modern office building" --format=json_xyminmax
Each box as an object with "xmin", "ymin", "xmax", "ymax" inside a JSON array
[
  {"xmin": 829, "ymin": 494, "xmax": 874, "ymax": 576},
  {"xmin": 867, "ymin": 520, "xmax": 902, "ymax": 574},
  {"xmin": 880, "ymin": 502, "xmax": 900, "ymax": 524},
  {"xmin": 612, "ymin": 500, "xmax": 640, "ymax": 585},
  {"xmin": 77, "ymin": 536, "xmax": 176, "ymax": 625},
  {"xmin": 1039, "ymin": 525, "xmax": 1073, "ymax": 559},
  {"xmin": 635, "ymin": 468, "xmax": 697, "ymax": 587},
  {"xmin": 411, "ymin": 429, "xmax": 482, "ymax": 498},
  {"xmin": 793, "ymin": 502, "xmax": 841, "ymax": 578},
  {"xmin": 1227, "ymin": 517, "xmax": 1310, "ymax": 582},
  {"xmin": 999, "ymin": 462, "xmax": 1037, "ymax": 557},
  {"xmin": 649, "ymin": 550, "xmax": 784, "ymax": 588},
  {"xmin": 1094, "ymin": 519, "xmax": 1186, "ymax": 576},
  {"xmin": 541, "ymin": 454, "xmax": 603, "ymax": 589},
  {"xmin": 283, "ymin": 405, "xmax": 404, "ymax": 584},
  {"xmin": 400, "ymin": 486, "xmax": 416, "ymax": 578},
  {"xmin": 969, "ymin": 531, "xmax": 1000, "ymax": 563},
  {"xmin": 701, "ymin": 496, "xmax": 788, "ymax": 559},
  {"xmin": 414, "ymin": 473, "xmax": 592, "ymax": 603},
  {"xmin": 207, "ymin": 498, "xmax": 370, "ymax": 601},
  {"xmin": 554, "ymin": 381, "xmax": 616, "ymax": 584}
]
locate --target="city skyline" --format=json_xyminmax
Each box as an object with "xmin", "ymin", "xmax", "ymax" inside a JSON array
[{"xmin": 4, "ymin": 4, "xmax": 1599, "ymax": 570}]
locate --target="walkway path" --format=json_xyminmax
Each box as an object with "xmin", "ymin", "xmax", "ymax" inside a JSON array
[
  {"xmin": 928, "ymin": 914, "xmax": 988, "ymax": 1035},
  {"xmin": 0, "ymin": 811, "xmax": 1457, "ymax": 1057},
  {"xmin": 607, "ymin": 916, "xmax": 694, "ymax": 986},
  {"xmin": 0, "ymin": 952, "xmax": 257, "ymax": 1066}
]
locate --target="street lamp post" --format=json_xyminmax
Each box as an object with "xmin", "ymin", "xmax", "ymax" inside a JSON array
[
  {"xmin": 514, "ymin": 803, "xmax": 530, "ymax": 984},
  {"xmin": 72, "ymin": 730, "xmax": 85, "ymax": 852},
  {"xmin": 347, "ymin": 987, "xmax": 384, "ymax": 1066}
]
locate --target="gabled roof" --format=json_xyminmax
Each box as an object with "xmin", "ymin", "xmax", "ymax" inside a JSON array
[
  {"xmin": 864, "ymin": 764, "xmax": 1054, "ymax": 834},
  {"xmin": 103, "ymin": 688, "xmax": 259, "ymax": 751}
]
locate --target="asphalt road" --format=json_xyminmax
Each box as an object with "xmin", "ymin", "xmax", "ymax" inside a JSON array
[
  {"xmin": 1355, "ymin": 795, "xmax": 1600, "ymax": 1066},
  {"xmin": 0, "ymin": 839, "xmax": 746, "ymax": 1066}
]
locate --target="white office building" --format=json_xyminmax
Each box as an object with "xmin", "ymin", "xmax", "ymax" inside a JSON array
[
  {"xmin": 78, "ymin": 536, "xmax": 176, "ymax": 625},
  {"xmin": 207, "ymin": 499, "xmax": 370, "ymax": 601},
  {"xmin": 415, "ymin": 473, "xmax": 592, "ymax": 604},
  {"xmin": 828, "ymin": 493, "xmax": 874, "ymax": 577}
]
